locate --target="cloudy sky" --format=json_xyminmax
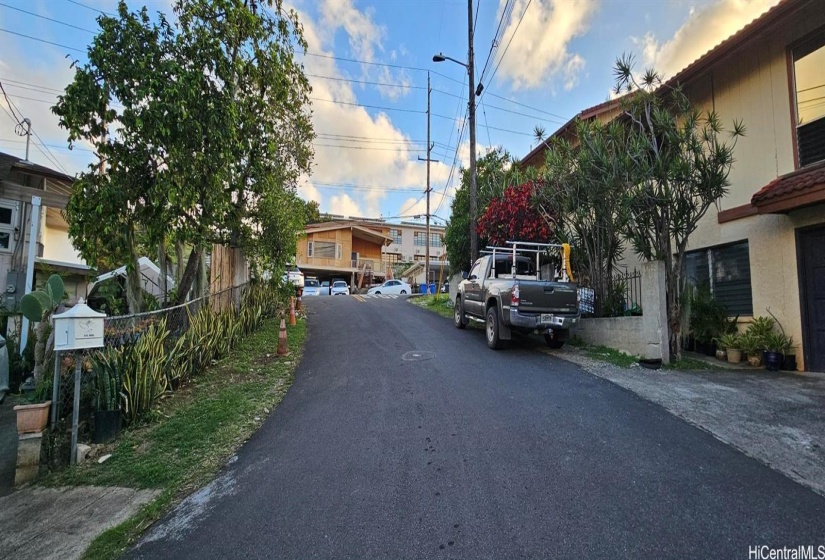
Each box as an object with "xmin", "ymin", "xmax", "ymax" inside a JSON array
[{"xmin": 0, "ymin": 0, "xmax": 779, "ymax": 225}]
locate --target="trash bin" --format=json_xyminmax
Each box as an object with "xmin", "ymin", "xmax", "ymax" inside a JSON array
[
  {"xmin": 419, "ymin": 284, "xmax": 428, "ymax": 294},
  {"xmin": 428, "ymin": 283, "xmax": 436, "ymax": 294}
]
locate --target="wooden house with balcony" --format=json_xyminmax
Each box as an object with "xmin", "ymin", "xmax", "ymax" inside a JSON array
[{"xmin": 296, "ymin": 221, "xmax": 392, "ymax": 288}]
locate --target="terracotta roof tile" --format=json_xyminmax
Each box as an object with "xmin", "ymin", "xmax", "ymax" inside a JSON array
[{"xmin": 751, "ymin": 160, "xmax": 825, "ymax": 205}]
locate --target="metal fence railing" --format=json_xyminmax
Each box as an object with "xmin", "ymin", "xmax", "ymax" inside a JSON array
[{"xmin": 578, "ymin": 269, "xmax": 643, "ymax": 318}]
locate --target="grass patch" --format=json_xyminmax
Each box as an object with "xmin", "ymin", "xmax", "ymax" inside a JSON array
[
  {"xmin": 664, "ymin": 355, "xmax": 725, "ymax": 371},
  {"xmin": 581, "ymin": 345, "xmax": 639, "ymax": 368},
  {"xmin": 41, "ymin": 316, "xmax": 307, "ymax": 559},
  {"xmin": 410, "ymin": 294, "xmax": 454, "ymax": 320},
  {"xmin": 410, "ymin": 295, "xmax": 484, "ymax": 330}
]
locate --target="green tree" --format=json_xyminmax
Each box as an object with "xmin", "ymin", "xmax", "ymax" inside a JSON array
[
  {"xmin": 614, "ymin": 55, "xmax": 744, "ymax": 361},
  {"xmin": 537, "ymin": 119, "xmax": 630, "ymax": 316},
  {"xmin": 445, "ymin": 148, "xmax": 513, "ymax": 274},
  {"xmin": 54, "ymin": 0, "xmax": 314, "ymax": 309},
  {"xmin": 300, "ymin": 199, "xmax": 322, "ymax": 225}
]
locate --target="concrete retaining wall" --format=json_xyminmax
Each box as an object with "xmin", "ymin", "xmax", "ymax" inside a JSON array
[
  {"xmin": 572, "ymin": 261, "xmax": 670, "ymax": 361},
  {"xmin": 573, "ymin": 316, "xmax": 646, "ymax": 355}
]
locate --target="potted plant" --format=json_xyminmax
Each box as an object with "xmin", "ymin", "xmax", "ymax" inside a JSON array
[
  {"xmin": 746, "ymin": 316, "xmax": 774, "ymax": 344},
  {"xmin": 716, "ymin": 332, "xmax": 742, "ymax": 363},
  {"xmin": 13, "ymin": 376, "xmax": 53, "ymax": 434},
  {"xmin": 688, "ymin": 284, "xmax": 733, "ymax": 356},
  {"xmin": 764, "ymin": 309, "xmax": 797, "ymax": 371},
  {"xmin": 762, "ymin": 332, "xmax": 790, "ymax": 372},
  {"xmin": 92, "ymin": 348, "xmax": 123, "ymax": 444},
  {"xmin": 738, "ymin": 332, "xmax": 763, "ymax": 367}
]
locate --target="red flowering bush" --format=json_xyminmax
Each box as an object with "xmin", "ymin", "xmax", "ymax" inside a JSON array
[{"xmin": 477, "ymin": 182, "xmax": 554, "ymax": 246}]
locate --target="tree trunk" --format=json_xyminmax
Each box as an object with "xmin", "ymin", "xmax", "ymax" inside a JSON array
[
  {"xmin": 175, "ymin": 241, "xmax": 185, "ymax": 285},
  {"xmin": 124, "ymin": 225, "xmax": 144, "ymax": 314},
  {"xmin": 158, "ymin": 237, "xmax": 168, "ymax": 306},
  {"xmin": 173, "ymin": 247, "xmax": 201, "ymax": 305}
]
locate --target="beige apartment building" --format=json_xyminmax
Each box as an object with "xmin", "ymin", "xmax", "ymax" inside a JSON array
[{"xmin": 521, "ymin": 0, "xmax": 825, "ymax": 371}]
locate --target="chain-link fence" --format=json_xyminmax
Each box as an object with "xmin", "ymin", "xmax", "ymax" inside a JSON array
[{"xmin": 48, "ymin": 283, "xmax": 253, "ymax": 467}]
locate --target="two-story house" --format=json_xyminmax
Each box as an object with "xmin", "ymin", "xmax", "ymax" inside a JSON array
[
  {"xmin": 521, "ymin": 0, "xmax": 825, "ymax": 371},
  {"xmin": 296, "ymin": 221, "xmax": 392, "ymax": 287},
  {"xmin": 0, "ymin": 152, "xmax": 91, "ymax": 326}
]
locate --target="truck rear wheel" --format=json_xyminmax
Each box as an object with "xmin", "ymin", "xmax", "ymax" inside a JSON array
[
  {"xmin": 454, "ymin": 298, "xmax": 467, "ymax": 329},
  {"xmin": 486, "ymin": 306, "xmax": 503, "ymax": 349}
]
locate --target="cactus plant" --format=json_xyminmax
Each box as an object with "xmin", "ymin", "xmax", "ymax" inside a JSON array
[{"xmin": 20, "ymin": 274, "xmax": 65, "ymax": 382}]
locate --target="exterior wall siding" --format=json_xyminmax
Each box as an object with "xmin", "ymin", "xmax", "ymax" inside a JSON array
[{"xmin": 677, "ymin": 5, "xmax": 825, "ymax": 369}]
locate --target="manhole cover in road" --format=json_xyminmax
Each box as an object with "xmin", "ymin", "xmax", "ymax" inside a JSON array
[{"xmin": 402, "ymin": 351, "xmax": 435, "ymax": 362}]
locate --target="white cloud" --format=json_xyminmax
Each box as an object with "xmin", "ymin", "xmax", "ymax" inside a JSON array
[
  {"xmin": 494, "ymin": 0, "xmax": 597, "ymax": 91},
  {"xmin": 636, "ymin": 0, "xmax": 781, "ymax": 78},
  {"xmin": 317, "ymin": 0, "xmax": 412, "ymax": 101},
  {"xmin": 292, "ymin": 3, "xmax": 455, "ymax": 220},
  {"xmin": 397, "ymin": 196, "xmax": 427, "ymax": 218},
  {"xmin": 329, "ymin": 193, "xmax": 362, "ymax": 217},
  {"xmin": 0, "ymin": 45, "xmax": 94, "ymax": 175}
]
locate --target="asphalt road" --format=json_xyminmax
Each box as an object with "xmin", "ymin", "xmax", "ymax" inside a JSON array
[{"xmin": 131, "ymin": 295, "xmax": 825, "ymax": 559}]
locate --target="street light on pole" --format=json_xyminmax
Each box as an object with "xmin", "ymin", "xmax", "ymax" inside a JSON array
[{"xmin": 433, "ymin": 0, "xmax": 480, "ymax": 265}]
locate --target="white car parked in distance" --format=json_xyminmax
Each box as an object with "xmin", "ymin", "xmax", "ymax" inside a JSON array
[
  {"xmin": 367, "ymin": 280, "xmax": 411, "ymax": 295},
  {"xmin": 331, "ymin": 280, "xmax": 350, "ymax": 296},
  {"xmin": 303, "ymin": 278, "xmax": 321, "ymax": 296},
  {"xmin": 282, "ymin": 268, "xmax": 304, "ymax": 288}
]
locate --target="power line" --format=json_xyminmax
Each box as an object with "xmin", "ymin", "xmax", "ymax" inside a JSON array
[
  {"xmin": 431, "ymin": 112, "xmax": 532, "ymax": 136},
  {"xmin": 2, "ymin": 92, "xmax": 59, "ymax": 106},
  {"xmin": 316, "ymin": 132, "xmax": 425, "ymax": 143},
  {"xmin": 66, "ymin": 0, "xmax": 115, "ymax": 17},
  {"xmin": 0, "ymin": 27, "xmax": 86, "ymax": 53},
  {"xmin": 0, "ymin": 81, "xmax": 24, "ymax": 123},
  {"xmin": 307, "ymin": 73, "xmax": 426, "ymax": 91},
  {"xmin": 480, "ymin": 98, "xmax": 493, "ymax": 147},
  {"xmin": 311, "ymin": 182, "xmax": 425, "ymax": 193},
  {"xmin": 301, "ymin": 51, "xmax": 465, "ymax": 86},
  {"xmin": 0, "ymin": 137, "xmax": 95, "ymax": 153},
  {"xmin": 485, "ymin": 91, "xmax": 569, "ymax": 121},
  {"xmin": 0, "ymin": 78, "xmax": 63, "ymax": 94},
  {"xmin": 314, "ymin": 143, "xmax": 424, "ymax": 153},
  {"xmin": 478, "ymin": 0, "xmax": 513, "ymax": 85},
  {"xmin": 310, "ymin": 97, "xmax": 424, "ymax": 114},
  {"xmin": 0, "ymin": 82, "xmax": 71, "ymax": 174},
  {"xmin": 482, "ymin": 0, "xmax": 532, "ymax": 94},
  {"xmin": 0, "ymin": 2, "xmax": 97, "ymax": 33}
]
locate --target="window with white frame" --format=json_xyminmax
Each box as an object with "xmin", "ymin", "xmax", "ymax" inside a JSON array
[
  {"xmin": 413, "ymin": 232, "xmax": 426, "ymax": 246},
  {"xmin": 389, "ymin": 229, "xmax": 402, "ymax": 244},
  {"xmin": 308, "ymin": 240, "xmax": 340, "ymax": 259},
  {"xmin": 0, "ymin": 202, "xmax": 17, "ymax": 252}
]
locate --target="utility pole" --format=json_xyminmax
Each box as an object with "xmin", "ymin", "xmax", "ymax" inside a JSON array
[
  {"xmin": 467, "ymin": 0, "xmax": 478, "ymax": 263},
  {"xmin": 417, "ymin": 73, "xmax": 439, "ymax": 291},
  {"xmin": 22, "ymin": 118, "xmax": 31, "ymax": 161},
  {"xmin": 426, "ymin": 73, "xmax": 431, "ymax": 289}
]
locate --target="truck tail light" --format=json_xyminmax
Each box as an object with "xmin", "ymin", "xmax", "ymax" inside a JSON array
[{"xmin": 512, "ymin": 283, "xmax": 519, "ymax": 308}]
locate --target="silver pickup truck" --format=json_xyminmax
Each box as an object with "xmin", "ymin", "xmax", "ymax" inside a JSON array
[{"xmin": 454, "ymin": 242, "xmax": 580, "ymax": 349}]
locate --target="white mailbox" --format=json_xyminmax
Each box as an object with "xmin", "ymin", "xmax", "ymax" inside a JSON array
[{"xmin": 53, "ymin": 298, "xmax": 106, "ymax": 351}]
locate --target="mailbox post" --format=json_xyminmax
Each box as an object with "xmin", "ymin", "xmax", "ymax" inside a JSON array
[{"xmin": 52, "ymin": 298, "xmax": 106, "ymax": 464}]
